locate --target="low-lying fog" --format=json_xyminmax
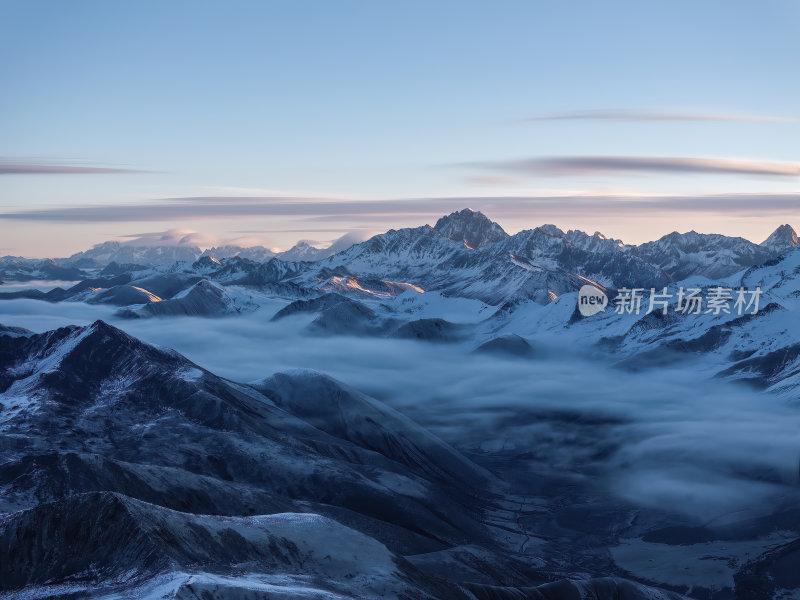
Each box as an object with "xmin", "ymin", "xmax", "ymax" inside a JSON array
[{"xmin": 1, "ymin": 297, "xmax": 798, "ymax": 524}]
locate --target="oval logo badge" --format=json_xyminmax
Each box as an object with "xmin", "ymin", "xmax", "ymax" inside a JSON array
[{"xmin": 577, "ymin": 285, "xmax": 608, "ymax": 316}]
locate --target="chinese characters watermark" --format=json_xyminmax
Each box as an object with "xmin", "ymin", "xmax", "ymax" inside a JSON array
[{"xmin": 613, "ymin": 286, "xmax": 761, "ymax": 316}]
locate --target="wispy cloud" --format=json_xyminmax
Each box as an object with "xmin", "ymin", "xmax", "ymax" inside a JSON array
[
  {"xmin": 0, "ymin": 193, "xmax": 797, "ymax": 223},
  {"xmin": 110, "ymin": 227, "xmax": 372, "ymax": 253},
  {"xmin": 118, "ymin": 228, "xmax": 220, "ymax": 247},
  {"xmin": 0, "ymin": 159, "xmax": 146, "ymax": 175},
  {"xmin": 469, "ymin": 156, "xmax": 800, "ymax": 177},
  {"xmin": 528, "ymin": 109, "xmax": 796, "ymax": 123}
]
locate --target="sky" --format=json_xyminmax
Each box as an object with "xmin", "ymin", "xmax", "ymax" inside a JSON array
[{"xmin": 1, "ymin": 0, "xmax": 798, "ymax": 257}]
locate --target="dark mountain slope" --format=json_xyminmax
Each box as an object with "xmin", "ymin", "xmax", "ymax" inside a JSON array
[
  {"xmin": 0, "ymin": 321, "xmax": 492, "ymax": 554},
  {"xmin": 0, "ymin": 320, "xmax": 691, "ymax": 598}
]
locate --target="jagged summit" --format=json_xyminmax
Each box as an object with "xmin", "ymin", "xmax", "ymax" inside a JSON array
[
  {"xmin": 0, "ymin": 319, "xmax": 186, "ymax": 398},
  {"xmin": 632, "ymin": 229, "xmax": 776, "ymax": 280},
  {"xmin": 537, "ymin": 223, "xmax": 560, "ymax": 233},
  {"xmin": 433, "ymin": 208, "xmax": 508, "ymax": 248},
  {"xmin": 761, "ymin": 224, "xmax": 798, "ymax": 252},
  {"xmin": 54, "ymin": 319, "xmax": 135, "ymax": 349},
  {"xmin": 191, "ymin": 255, "xmax": 222, "ymax": 271}
]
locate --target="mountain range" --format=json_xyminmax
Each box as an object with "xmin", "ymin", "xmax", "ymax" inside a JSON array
[
  {"xmin": 2, "ymin": 210, "xmax": 800, "ymax": 598},
  {"xmin": 2, "ymin": 209, "xmax": 796, "ymax": 305},
  {"xmin": 2, "ymin": 210, "xmax": 799, "ymax": 395}
]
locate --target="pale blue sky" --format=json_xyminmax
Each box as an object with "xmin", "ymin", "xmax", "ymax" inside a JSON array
[{"xmin": 1, "ymin": 0, "xmax": 798, "ymax": 256}]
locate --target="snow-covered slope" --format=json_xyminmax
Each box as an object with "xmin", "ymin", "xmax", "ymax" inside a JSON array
[
  {"xmin": 313, "ymin": 219, "xmax": 665, "ymax": 304},
  {"xmin": 479, "ymin": 245, "xmax": 800, "ymax": 393}
]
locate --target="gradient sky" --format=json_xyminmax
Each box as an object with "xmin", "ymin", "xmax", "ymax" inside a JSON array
[{"xmin": 1, "ymin": 0, "xmax": 798, "ymax": 257}]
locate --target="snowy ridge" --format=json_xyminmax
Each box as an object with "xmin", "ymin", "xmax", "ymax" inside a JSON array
[{"xmin": 3, "ymin": 213, "xmax": 797, "ymax": 312}]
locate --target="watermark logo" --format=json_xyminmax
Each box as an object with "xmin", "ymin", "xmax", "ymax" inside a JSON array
[
  {"xmin": 577, "ymin": 285, "xmax": 763, "ymax": 317},
  {"xmin": 613, "ymin": 286, "xmax": 762, "ymax": 316},
  {"xmin": 577, "ymin": 284, "xmax": 608, "ymax": 316}
]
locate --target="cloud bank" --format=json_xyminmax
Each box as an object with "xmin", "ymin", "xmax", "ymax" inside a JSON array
[
  {"xmin": 0, "ymin": 193, "xmax": 797, "ymax": 223},
  {"xmin": 0, "ymin": 298, "xmax": 797, "ymax": 521},
  {"xmin": 0, "ymin": 159, "xmax": 146, "ymax": 175}
]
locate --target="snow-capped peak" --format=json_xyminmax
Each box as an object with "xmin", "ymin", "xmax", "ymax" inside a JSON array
[
  {"xmin": 535, "ymin": 224, "xmax": 564, "ymax": 237},
  {"xmin": 760, "ymin": 224, "xmax": 798, "ymax": 252},
  {"xmin": 433, "ymin": 208, "xmax": 508, "ymax": 249}
]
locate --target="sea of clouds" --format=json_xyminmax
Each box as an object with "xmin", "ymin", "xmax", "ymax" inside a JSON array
[{"xmin": 1, "ymin": 296, "xmax": 798, "ymax": 524}]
